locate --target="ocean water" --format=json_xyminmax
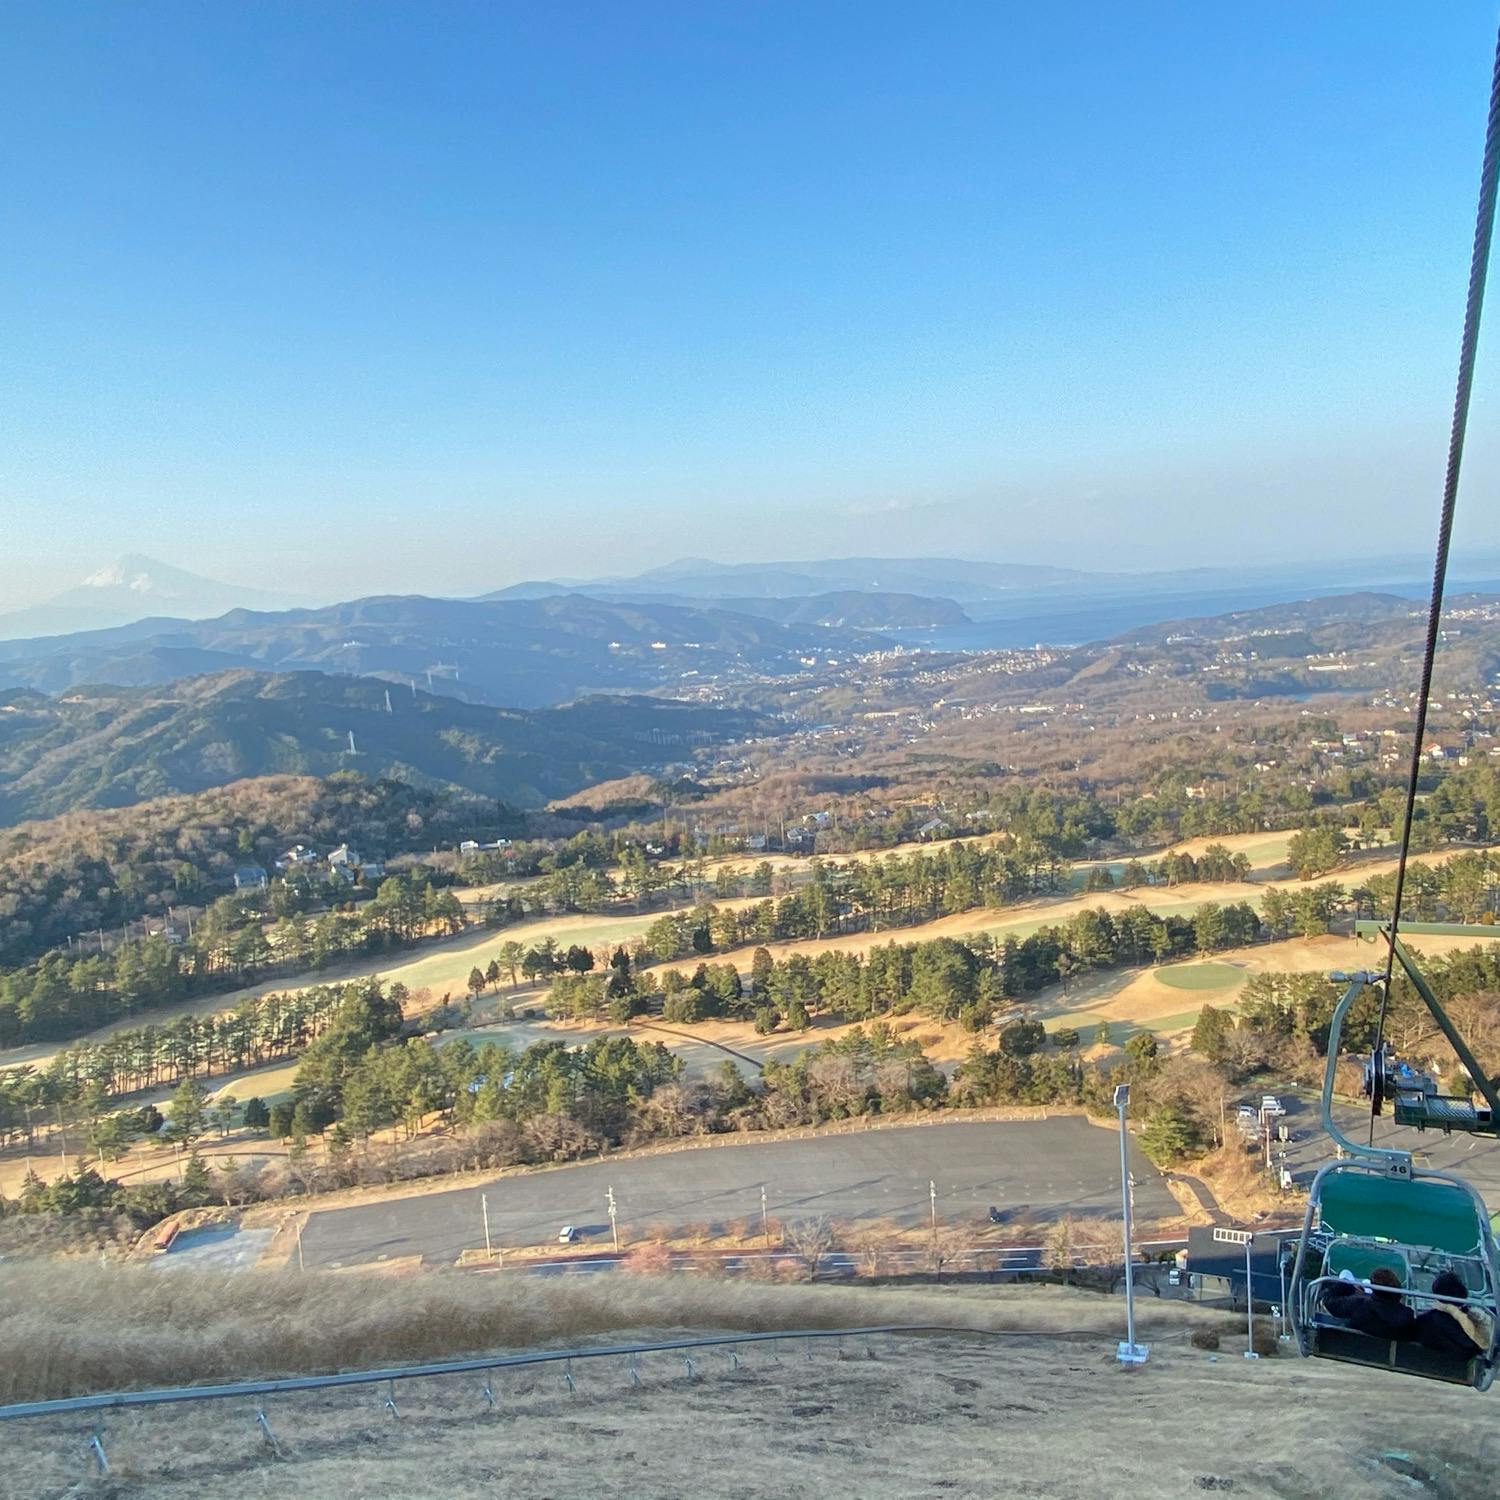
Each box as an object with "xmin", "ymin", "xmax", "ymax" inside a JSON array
[{"xmin": 883, "ymin": 573, "xmax": 1500, "ymax": 652}]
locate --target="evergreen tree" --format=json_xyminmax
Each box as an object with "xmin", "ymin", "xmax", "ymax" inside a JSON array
[
  {"xmin": 180, "ymin": 1152, "xmax": 214, "ymax": 1206},
  {"xmin": 164, "ymin": 1077, "xmax": 208, "ymax": 1148}
]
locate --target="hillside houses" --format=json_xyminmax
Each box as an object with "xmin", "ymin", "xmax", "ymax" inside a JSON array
[{"xmin": 270, "ymin": 843, "xmax": 387, "ymax": 885}]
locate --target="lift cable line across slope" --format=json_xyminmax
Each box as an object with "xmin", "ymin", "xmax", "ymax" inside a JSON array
[
  {"xmin": 1372, "ymin": 19, "xmax": 1500, "ymax": 1138},
  {"xmin": 1283, "ymin": 15, "xmax": 1500, "ymax": 1395}
]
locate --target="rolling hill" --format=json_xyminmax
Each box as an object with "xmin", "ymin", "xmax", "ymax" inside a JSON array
[
  {"xmin": 0, "ymin": 594, "xmax": 886, "ymax": 706},
  {"xmin": 0, "ymin": 670, "xmax": 765, "ymax": 824},
  {"xmin": 481, "ymin": 589, "xmax": 970, "ymax": 629},
  {"xmin": 486, "ymin": 555, "xmax": 1090, "ymax": 603}
]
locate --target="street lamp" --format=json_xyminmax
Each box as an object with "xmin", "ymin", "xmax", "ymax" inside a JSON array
[{"xmin": 1114, "ymin": 1083, "xmax": 1148, "ymax": 1365}]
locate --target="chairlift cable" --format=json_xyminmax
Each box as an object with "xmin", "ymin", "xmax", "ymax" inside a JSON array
[{"xmin": 1371, "ymin": 22, "xmax": 1500, "ymax": 1144}]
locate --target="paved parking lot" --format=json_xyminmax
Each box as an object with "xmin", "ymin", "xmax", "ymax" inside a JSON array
[{"xmin": 299, "ymin": 1118, "xmax": 1176, "ymax": 1269}]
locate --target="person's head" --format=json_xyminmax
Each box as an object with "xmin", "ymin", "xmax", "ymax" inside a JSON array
[
  {"xmin": 1432, "ymin": 1271, "xmax": 1469, "ymax": 1303},
  {"xmin": 1369, "ymin": 1266, "xmax": 1403, "ymax": 1301}
]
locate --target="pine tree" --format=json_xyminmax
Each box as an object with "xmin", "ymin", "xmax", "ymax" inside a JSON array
[
  {"xmin": 180, "ymin": 1152, "xmax": 214, "ymax": 1206},
  {"xmin": 164, "ymin": 1077, "xmax": 208, "ymax": 1148}
]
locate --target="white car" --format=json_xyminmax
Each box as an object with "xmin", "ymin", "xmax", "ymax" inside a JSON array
[
  {"xmin": 1260, "ymin": 1095, "xmax": 1285, "ymax": 1116},
  {"xmin": 558, "ymin": 1225, "xmax": 579, "ymax": 1243}
]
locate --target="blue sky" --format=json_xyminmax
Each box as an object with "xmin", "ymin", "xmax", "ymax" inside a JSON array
[{"xmin": 3, "ymin": 1, "xmax": 1500, "ymax": 603}]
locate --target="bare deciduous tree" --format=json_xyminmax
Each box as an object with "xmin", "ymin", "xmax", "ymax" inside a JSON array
[
  {"xmin": 924, "ymin": 1226, "xmax": 969, "ymax": 1281},
  {"xmin": 785, "ymin": 1215, "xmax": 835, "ymax": 1278}
]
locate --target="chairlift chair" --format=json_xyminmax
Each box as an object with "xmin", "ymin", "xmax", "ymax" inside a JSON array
[{"xmin": 1285, "ymin": 961, "xmax": 1500, "ymax": 1391}]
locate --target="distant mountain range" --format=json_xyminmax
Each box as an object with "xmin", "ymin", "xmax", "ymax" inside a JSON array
[
  {"xmin": 482, "ymin": 589, "xmax": 970, "ymax": 630},
  {"xmin": 9, "ymin": 551, "xmax": 1500, "ymax": 707},
  {"xmin": 1111, "ymin": 590, "xmax": 1426, "ymax": 645},
  {"xmin": 485, "ymin": 556, "xmax": 1089, "ymax": 604},
  {"xmin": 0, "ymin": 554, "xmax": 310, "ymax": 640},
  {"xmin": 0, "ymin": 670, "xmax": 763, "ymax": 825},
  {"xmin": 0, "ymin": 594, "xmax": 890, "ymax": 707}
]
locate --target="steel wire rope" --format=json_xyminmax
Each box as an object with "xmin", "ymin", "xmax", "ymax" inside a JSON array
[{"xmin": 1371, "ymin": 19, "xmax": 1500, "ymax": 1143}]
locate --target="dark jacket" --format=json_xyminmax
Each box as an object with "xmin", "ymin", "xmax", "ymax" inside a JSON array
[
  {"xmin": 1323, "ymin": 1286, "xmax": 1416, "ymax": 1341},
  {"xmin": 1414, "ymin": 1306, "xmax": 1485, "ymax": 1361}
]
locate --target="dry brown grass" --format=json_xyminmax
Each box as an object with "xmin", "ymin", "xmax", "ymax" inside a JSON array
[
  {"xmin": 2, "ymin": 1326, "xmax": 1491, "ymax": 1500},
  {"xmin": 1194, "ymin": 1143, "xmax": 1304, "ymax": 1221},
  {"xmin": 0, "ymin": 1260, "xmax": 1228, "ymax": 1405}
]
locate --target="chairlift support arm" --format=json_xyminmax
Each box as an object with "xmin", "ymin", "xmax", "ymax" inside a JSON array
[{"xmin": 1356, "ymin": 925, "xmax": 1500, "ymax": 1129}]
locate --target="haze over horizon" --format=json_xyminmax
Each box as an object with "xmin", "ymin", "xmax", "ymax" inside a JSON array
[{"xmin": 5, "ymin": 3, "xmax": 1500, "ymax": 608}]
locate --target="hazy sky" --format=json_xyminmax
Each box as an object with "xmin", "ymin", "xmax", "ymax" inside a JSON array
[{"xmin": 4, "ymin": 2, "xmax": 1500, "ymax": 606}]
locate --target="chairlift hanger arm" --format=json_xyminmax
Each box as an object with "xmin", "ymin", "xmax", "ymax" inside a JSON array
[
  {"xmin": 1322, "ymin": 977, "xmax": 1413, "ymax": 1168},
  {"xmin": 1383, "ymin": 929, "xmax": 1500, "ymax": 1127}
]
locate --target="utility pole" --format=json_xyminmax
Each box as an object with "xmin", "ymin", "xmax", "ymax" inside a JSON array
[
  {"xmin": 607, "ymin": 1185, "xmax": 619, "ymax": 1252},
  {"xmin": 296, "ymin": 1219, "xmax": 306, "ymax": 1273},
  {"xmin": 761, "ymin": 1184, "xmax": 769, "ymax": 1246},
  {"xmin": 929, "ymin": 1180, "xmax": 937, "ymax": 1235},
  {"xmin": 1114, "ymin": 1084, "xmax": 1148, "ymax": 1365},
  {"xmin": 481, "ymin": 1192, "xmax": 493, "ymax": 1260}
]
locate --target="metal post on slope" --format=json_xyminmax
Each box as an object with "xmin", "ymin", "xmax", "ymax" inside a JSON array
[
  {"xmin": 1115, "ymin": 1084, "xmax": 1148, "ymax": 1365},
  {"xmin": 929, "ymin": 1179, "xmax": 937, "ymax": 1235},
  {"xmin": 1279, "ymin": 1250, "xmax": 1290, "ymax": 1343},
  {"xmin": 481, "ymin": 1193, "xmax": 493, "ymax": 1260},
  {"xmin": 1245, "ymin": 1238, "xmax": 1258, "ymax": 1359},
  {"xmin": 254, "ymin": 1407, "xmax": 281, "ymax": 1458},
  {"xmin": 1212, "ymin": 1227, "xmax": 1258, "ymax": 1359},
  {"xmin": 607, "ymin": 1185, "xmax": 619, "ymax": 1252}
]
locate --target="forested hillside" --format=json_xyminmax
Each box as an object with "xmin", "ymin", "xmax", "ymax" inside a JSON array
[
  {"xmin": 0, "ymin": 773, "xmax": 510, "ymax": 967},
  {"xmin": 0, "ymin": 593, "xmax": 885, "ymax": 704},
  {"xmin": 0, "ymin": 670, "xmax": 762, "ymax": 824}
]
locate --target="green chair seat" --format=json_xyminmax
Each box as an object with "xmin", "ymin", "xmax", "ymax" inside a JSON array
[
  {"xmin": 1324, "ymin": 1242, "xmax": 1409, "ymax": 1284},
  {"xmin": 1318, "ymin": 1171, "xmax": 1485, "ymax": 1257}
]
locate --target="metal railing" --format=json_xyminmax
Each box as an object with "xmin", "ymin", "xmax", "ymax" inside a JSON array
[{"xmin": 0, "ymin": 1324, "xmax": 994, "ymax": 1423}]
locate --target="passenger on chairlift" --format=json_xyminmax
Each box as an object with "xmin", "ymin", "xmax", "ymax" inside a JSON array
[
  {"xmin": 1415, "ymin": 1271, "xmax": 1492, "ymax": 1360},
  {"xmin": 1322, "ymin": 1267, "xmax": 1416, "ymax": 1340}
]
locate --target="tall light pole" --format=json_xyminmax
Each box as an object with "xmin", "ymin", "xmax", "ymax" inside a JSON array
[
  {"xmin": 481, "ymin": 1192, "xmax": 493, "ymax": 1260},
  {"xmin": 929, "ymin": 1179, "xmax": 937, "ymax": 1235},
  {"xmin": 1114, "ymin": 1083, "xmax": 1148, "ymax": 1365},
  {"xmin": 606, "ymin": 1185, "xmax": 619, "ymax": 1252},
  {"xmin": 760, "ymin": 1184, "xmax": 769, "ymax": 1246}
]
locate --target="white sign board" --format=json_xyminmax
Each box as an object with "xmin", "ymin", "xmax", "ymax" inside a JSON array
[{"xmin": 1213, "ymin": 1228, "xmax": 1254, "ymax": 1246}]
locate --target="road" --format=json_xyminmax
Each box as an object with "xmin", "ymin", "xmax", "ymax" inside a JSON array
[
  {"xmin": 1259, "ymin": 1090, "xmax": 1500, "ymax": 1206},
  {"xmin": 298, "ymin": 1118, "xmax": 1176, "ymax": 1270}
]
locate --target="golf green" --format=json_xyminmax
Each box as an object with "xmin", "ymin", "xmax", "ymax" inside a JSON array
[{"xmin": 1154, "ymin": 961, "xmax": 1247, "ymax": 992}]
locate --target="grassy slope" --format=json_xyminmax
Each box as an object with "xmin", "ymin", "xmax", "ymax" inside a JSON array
[
  {"xmin": 0, "ymin": 1264, "xmax": 1214, "ymax": 1403},
  {"xmin": 0, "ymin": 1269, "xmax": 1485, "ymax": 1500}
]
